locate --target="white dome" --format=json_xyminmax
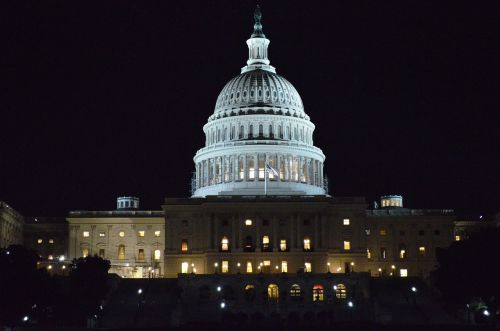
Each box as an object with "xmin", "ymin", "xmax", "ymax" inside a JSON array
[
  {"xmin": 191, "ymin": 8, "xmax": 327, "ymax": 197},
  {"xmin": 210, "ymin": 70, "xmax": 308, "ymax": 122}
]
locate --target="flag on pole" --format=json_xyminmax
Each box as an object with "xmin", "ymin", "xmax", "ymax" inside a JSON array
[{"xmin": 265, "ymin": 162, "xmax": 279, "ymax": 177}]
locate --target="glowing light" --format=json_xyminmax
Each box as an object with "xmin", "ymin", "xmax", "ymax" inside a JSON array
[
  {"xmin": 47, "ymin": 265, "xmax": 52, "ymax": 270},
  {"xmin": 22, "ymin": 316, "xmax": 29, "ymax": 322},
  {"xmin": 59, "ymin": 255, "xmax": 65, "ymax": 262},
  {"xmin": 350, "ymin": 262, "xmax": 355, "ymax": 266},
  {"xmin": 220, "ymin": 302, "xmax": 226, "ymax": 309},
  {"xmin": 137, "ymin": 289, "xmax": 142, "ymax": 294},
  {"xmin": 217, "ymin": 286, "xmax": 221, "ymax": 292},
  {"xmin": 391, "ymin": 265, "xmax": 396, "ymax": 269},
  {"xmin": 336, "ymin": 267, "xmax": 342, "ymax": 272},
  {"xmin": 61, "ymin": 265, "xmax": 66, "ymax": 270},
  {"xmin": 483, "ymin": 310, "xmax": 490, "ymax": 316},
  {"xmin": 411, "ymin": 286, "xmax": 417, "ymax": 292},
  {"xmin": 378, "ymin": 268, "xmax": 382, "ymax": 272},
  {"xmin": 348, "ymin": 301, "xmax": 354, "ymax": 308},
  {"xmin": 327, "ymin": 262, "xmax": 331, "ymax": 266},
  {"xmin": 237, "ymin": 262, "xmax": 241, "ymax": 267},
  {"xmin": 333, "ymin": 285, "xmax": 337, "ymax": 290}
]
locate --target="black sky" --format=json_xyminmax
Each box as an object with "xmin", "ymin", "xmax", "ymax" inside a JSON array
[{"xmin": 1, "ymin": 0, "xmax": 499, "ymax": 216}]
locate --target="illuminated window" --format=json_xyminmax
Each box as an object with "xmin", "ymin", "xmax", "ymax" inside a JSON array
[
  {"xmin": 262, "ymin": 235, "xmax": 270, "ymax": 251},
  {"xmin": 99, "ymin": 249, "xmax": 105, "ymax": 258},
  {"xmin": 399, "ymin": 244, "xmax": 406, "ymax": 259},
  {"xmin": 280, "ymin": 239, "xmax": 287, "ymax": 251},
  {"xmin": 138, "ymin": 230, "xmax": 145, "ymax": 237},
  {"xmin": 154, "ymin": 249, "xmax": 161, "ymax": 261},
  {"xmin": 379, "ymin": 229, "xmax": 387, "ymax": 236},
  {"xmin": 367, "ymin": 248, "xmax": 371, "ymax": 259},
  {"xmin": 263, "ymin": 260, "xmax": 271, "ymax": 273},
  {"xmin": 400, "ymin": 269, "xmax": 408, "ymax": 277},
  {"xmin": 281, "ymin": 261, "xmax": 288, "ymax": 273},
  {"xmin": 304, "ymin": 262, "xmax": 312, "ymax": 273},
  {"xmin": 138, "ymin": 249, "xmax": 145, "ymax": 261},
  {"xmin": 335, "ymin": 284, "xmax": 347, "ymax": 299},
  {"xmin": 245, "ymin": 219, "xmax": 252, "ymax": 226},
  {"xmin": 99, "ymin": 232, "xmax": 106, "ymax": 237},
  {"xmin": 49, "ymin": 239, "xmax": 54, "ymax": 244},
  {"xmin": 82, "ymin": 248, "xmax": 89, "ymax": 258},
  {"xmin": 37, "ymin": 238, "xmax": 43, "ymax": 244},
  {"xmin": 312, "ymin": 284, "xmax": 324, "ymax": 301},
  {"xmin": 222, "ymin": 260, "xmax": 229, "ymax": 273},
  {"xmin": 48, "ymin": 255, "xmax": 53, "ymax": 260},
  {"xmin": 381, "ymin": 247, "xmax": 387, "ymax": 259},
  {"xmin": 246, "ymin": 261, "xmax": 253, "ymax": 273},
  {"xmin": 343, "ymin": 240, "xmax": 351, "ymax": 251},
  {"xmin": 248, "ymin": 159, "xmax": 255, "ymax": 179},
  {"xmin": 154, "ymin": 230, "xmax": 161, "ymax": 237},
  {"xmin": 303, "ymin": 237, "xmax": 311, "ymax": 251},
  {"xmin": 83, "ymin": 231, "xmax": 90, "ymax": 238},
  {"xmin": 343, "ymin": 218, "xmax": 350, "ymax": 225},
  {"xmin": 455, "ymin": 235, "xmax": 461, "ymax": 241},
  {"xmin": 267, "ymin": 284, "xmax": 279, "ymax": 300},
  {"xmin": 181, "ymin": 239, "xmax": 188, "ymax": 252},
  {"xmin": 418, "ymin": 246, "xmax": 426, "ymax": 257},
  {"xmin": 119, "ymin": 231, "xmax": 125, "ymax": 238},
  {"xmin": 221, "ymin": 236, "xmax": 229, "ymax": 251},
  {"xmin": 290, "ymin": 284, "xmax": 301, "ymax": 298},
  {"xmin": 181, "ymin": 262, "xmax": 189, "ymax": 274},
  {"xmin": 118, "ymin": 245, "xmax": 125, "ymax": 260}
]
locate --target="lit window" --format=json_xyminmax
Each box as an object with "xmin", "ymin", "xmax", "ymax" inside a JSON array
[
  {"xmin": 245, "ymin": 219, "xmax": 252, "ymax": 226},
  {"xmin": 82, "ymin": 248, "xmax": 89, "ymax": 258},
  {"xmin": 400, "ymin": 249, "xmax": 406, "ymax": 259},
  {"xmin": 343, "ymin": 240, "xmax": 351, "ymax": 251},
  {"xmin": 455, "ymin": 235, "xmax": 461, "ymax": 241},
  {"xmin": 83, "ymin": 231, "xmax": 90, "ymax": 238},
  {"xmin": 138, "ymin": 249, "xmax": 145, "ymax": 261},
  {"xmin": 181, "ymin": 262, "xmax": 189, "ymax": 274},
  {"xmin": 119, "ymin": 231, "xmax": 125, "ymax": 238},
  {"xmin": 419, "ymin": 246, "xmax": 426, "ymax": 257},
  {"xmin": 221, "ymin": 236, "xmax": 229, "ymax": 251},
  {"xmin": 281, "ymin": 261, "xmax": 288, "ymax": 273},
  {"xmin": 37, "ymin": 238, "xmax": 43, "ymax": 244},
  {"xmin": 343, "ymin": 218, "xmax": 350, "ymax": 225},
  {"xmin": 267, "ymin": 284, "xmax": 279, "ymax": 300},
  {"xmin": 335, "ymin": 284, "xmax": 347, "ymax": 299},
  {"xmin": 304, "ymin": 262, "xmax": 312, "ymax": 273},
  {"xmin": 154, "ymin": 249, "xmax": 161, "ymax": 261},
  {"xmin": 263, "ymin": 260, "xmax": 271, "ymax": 273},
  {"xmin": 117, "ymin": 245, "xmax": 125, "ymax": 260},
  {"xmin": 400, "ymin": 269, "xmax": 408, "ymax": 277},
  {"xmin": 312, "ymin": 284, "xmax": 324, "ymax": 301},
  {"xmin": 49, "ymin": 239, "xmax": 54, "ymax": 244},
  {"xmin": 154, "ymin": 230, "xmax": 161, "ymax": 237},
  {"xmin": 48, "ymin": 255, "xmax": 54, "ymax": 260},
  {"xmin": 262, "ymin": 235, "xmax": 270, "ymax": 251},
  {"xmin": 246, "ymin": 261, "xmax": 253, "ymax": 273},
  {"xmin": 379, "ymin": 229, "xmax": 387, "ymax": 236},
  {"xmin": 290, "ymin": 284, "xmax": 301, "ymax": 298},
  {"xmin": 99, "ymin": 232, "xmax": 106, "ymax": 237},
  {"xmin": 303, "ymin": 237, "xmax": 311, "ymax": 251},
  {"xmin": 222, "ymin": 260, "xmax": 229, "ymax": 273},
  {"xmin": 138, "ymin": 231, "xmax": 145, "ymax": 237},
  {"xmin": 181, "ymin": 239, "xmax": 188, "ymax": 252},
  {"xmin": 280, "ymin": 239, "xmax": 287, "ymax": 251},
  {"xmin": 367, "ymin": 248, "xmax": 371, "ymax": 259}
]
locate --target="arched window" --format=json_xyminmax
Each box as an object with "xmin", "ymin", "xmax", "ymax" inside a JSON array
[
  {"xmin": 302, "ymin": 162, "xmax": 307, "ymax": 183},
  {"xmin": 312, "ymin": 284, "xmax": 324, "ymax": 301},
  {"xmin": 238, "ymin": 158, "xmax": 244, "ymax": 180},
  {"xmin": 231, "ymin": 126, "xmax": 235, "ymax": 140},
  {"xmin": 221, "ymin": 236, "xmax": 229, "ymax": 251},
  {"xmin": 244, "ymin": 285, "xmax": 255, "ymax": 302},
  {"xmin": 239, "ymin": 125, "xmax": 244, "ymax": 139},
  {"xmin": 259, "ymin": 124, "xmax": 263, "ymax": 137},
  {"xmin": 248, "ymin": 158, "xmax": 255, "ymax": 179},
  {"xmin": 290, "ymin": 284, "xmax": 301, "ymax": 299},
  {"xmin": 269, "ymin": 125, "xmax": 273, "ymax": 138},
  {"xmin": 268, "ymin": 284, "xmax": 279, "ymax": 301},
  {"xmin": 262, "ymin": 235, "xmax": 270, "ymax": 251},
  {"xmin": 118, "ymin": 245, "xmax": 125, "ymax": 260},
  {"xmin": 399, "ymin": 243, "xmax": 406, "ymax": 259},
  {"xmin": 335, "ymin": 284, "xmax": 347, "ymax": 299},
  {"xmin": 249, "ymin": 125, "xmax": 253, "ymax": 138},
  {"xmin": 278, "ymin": 125, "xmax": 283, "ymax": 139},
  {"xmin": 154, "ymin": 249, "xmax": 161, "ymax": 260}
]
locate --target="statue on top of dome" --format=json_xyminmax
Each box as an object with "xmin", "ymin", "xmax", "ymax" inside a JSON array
[{"xmin": 252, "ymin": 5, "xmax": 265, "ymax": 38}]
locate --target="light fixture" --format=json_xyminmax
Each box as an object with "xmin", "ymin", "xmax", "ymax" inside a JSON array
[
  {"xmin": 483, "ymin": 310, "xmax": 490, "ymax": 316},
  {"xmin": 348, "ymin": 301, "xmax": 354, "ymax": 308},
  {"xmin": 217, "ymin": 286, "xmax": 221, "ymax": 292},
  {"xmin": 22, "ymin": 316, "xmax": 29, "ymax": 322},
  {"xmin": 411, "ymin": 286, "xmax": 417, "ymax": 292},
  {"xmin": 391, "ymin": 265, "xmax": 396, "ymax": 269},
  {"xmin": 220, "ymin": 302, "xmax": 226, "ymax": 309},
  {"xmin": 137, "ymin": 289, "xmax": 142, "ymax": 294}
]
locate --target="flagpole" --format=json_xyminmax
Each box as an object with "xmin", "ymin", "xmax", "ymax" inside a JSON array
[{"xmin": 264, "ymin": 167, "xmax": 267, "ymax": 195}]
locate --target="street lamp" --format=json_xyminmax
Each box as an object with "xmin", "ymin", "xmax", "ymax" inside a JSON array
[
  {"xmin": 214, "ymin": 262, "xmax": 218, "ymax": 274},
  {"xmin": 347, "ymin": 301, "xmax": 354, "ymax": 308},
  {"xmin": 411, "ymin": 286, "xmax": 417, "ymax": 293},
  {"xmin": 327, "ymin": 262, "xmax": 331, "ymax": 273},
  {"xmin": 137, "ymin": 289, "xmax": 142, "ymax": 295},
  {"xmin": 220, "ymin": 301, "xmax": 226, "ymax": 309},
  {"xmin": 217, "ymin": 286, "xmax": 221, "ymax": 292},
  {"xmin": 22, "ymin": 316, "xmax": 29, "ymax": 322},
  {"xmin": 237, "ymin": 262, "xmax": 241, "ymax": 274}
]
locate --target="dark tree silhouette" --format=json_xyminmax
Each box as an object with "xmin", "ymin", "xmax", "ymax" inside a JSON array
[
  {"xmin": 433, "ymin": 228, "xmax": 500, "ymax": 312},
  {"xmin": 68, "ymin": 255, "xmax": 110, "ymax": 323}
]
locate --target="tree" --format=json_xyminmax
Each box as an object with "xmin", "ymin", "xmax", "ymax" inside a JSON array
[
  {"xmin": 68, "ymin": 255, "xmax": 110, "ymax": 323},
  {"xmin": 433, "ymin": 228, "xmax": 500, "ymax": 312}
]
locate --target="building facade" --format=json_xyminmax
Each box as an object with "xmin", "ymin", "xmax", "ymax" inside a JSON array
[{"xmin": 0, "ymin": 201, "xmax": 24, "ymax": 248}]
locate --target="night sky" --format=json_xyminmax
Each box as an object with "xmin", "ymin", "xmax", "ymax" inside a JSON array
[{"xmin": 1, "ymin": 1, "xmax": 498, "ymax": 216}]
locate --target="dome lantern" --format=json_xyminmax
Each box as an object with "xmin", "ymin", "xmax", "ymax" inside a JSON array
[{"xmin": 242, "ymin": 6, "xmax": 275, "ymax": 74}]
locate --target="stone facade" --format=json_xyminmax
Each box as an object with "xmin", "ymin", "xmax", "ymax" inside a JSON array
[
  {"xmin": 66, "ymin": 210, "xmax": 165, "ymax": 278},
  {"xmin": 0, "ymin": 201, "xmax": 24, "ymax": 248}
]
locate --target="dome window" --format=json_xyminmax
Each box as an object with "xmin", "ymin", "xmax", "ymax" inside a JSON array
[
  {"xmin": 266, "ymin": 91, "xmax": 270, "ymax": 97},
  {"xmin": 250, "ymin": 90, "xmax": 254, "ymax": 97},
  {"xmin": 243, "ymin": 91, "xmax": 247, "ymax": 98},
  {"xmin": 258, "ymin": 90, "xmax": 262, "ymax": 97},
  {"xmin": 273, "ymin": 91, "xmax": 277, "ymax": 98},
  {"xmin": 231, "ymin": 93, "xmax": 234, "ymax": 99},
  {"xmin": 236, "ymin": 92, "xmax": 240, "ymax": 98}
]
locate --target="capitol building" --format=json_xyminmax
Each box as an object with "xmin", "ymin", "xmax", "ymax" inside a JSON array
[{"xmin": 3, "ymin": 8, "xmax": 484, "ymax": 284}]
